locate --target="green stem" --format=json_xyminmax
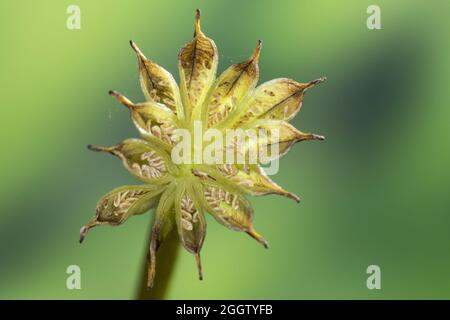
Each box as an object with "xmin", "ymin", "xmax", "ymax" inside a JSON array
[{"xmin": 135, "ymin": 228, "xmax": 180, "ymax": 299}]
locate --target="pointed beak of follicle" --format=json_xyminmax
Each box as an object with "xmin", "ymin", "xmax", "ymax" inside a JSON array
[
  {"xmin": 195, "ymin": 253, "xmax": 203, "ymax": 281},
  {"xmin": 304, "ymin": 76, "xmax": 327, "ymax": 91},
  {"xmin": 247, "ymin": 227, "xmax": 270, "ymax": 249},
  {"xmin": 194, "ymin": 9, "xmax": 201, "ymax": 36},
  {"xmin": 129, "ymin": 40, "xmax": 147, "ymax": 62},
  {"xmin": 79, "ymin": 226, "xmax": 88, "ymax": 244},
  {"xmin": 250, "ymin": 40, "xmax": 262, "ymax": 62},
  {"xmin": 108, "ymin": 90, "xmax": 136, "ymax": 110},
  {"xmin": 87, "ymin": 144, "xmax": 115, "ymax": 155},
  {"xmin": 293, "ymin": 133, "xmax": 326, "ymax": 146},
  {"xmin": 314, "ymin": 134, "xmax": 326, "ymax": 141},
  {"xmin": 308, "ymin": 134, "xmax": 326, "ymax": 141},
  {"xmin": 283, "ymin": 191, "xmax": 301, "ymax": 203},
  {"xmin": 79, "ymin": 221, "xmax": 100, "ymax": 244}
]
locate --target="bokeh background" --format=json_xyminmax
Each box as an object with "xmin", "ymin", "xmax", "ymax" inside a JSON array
[{"xmin": 1, "ymin": 0, "xmax": 449, "ymax": 299}]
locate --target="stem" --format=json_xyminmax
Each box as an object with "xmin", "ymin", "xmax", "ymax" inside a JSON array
[{"xmin": 135, "ymin": 228, "xmax": 180, "ymax": 299}]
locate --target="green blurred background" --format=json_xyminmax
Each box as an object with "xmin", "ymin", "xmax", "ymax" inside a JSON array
[{"xmin": 1, "ymin": 0, "xmax": 450, "ymax": 299}]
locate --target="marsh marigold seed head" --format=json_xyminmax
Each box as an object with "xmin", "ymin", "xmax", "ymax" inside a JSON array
[{"xmin": 82, "ymin": 9, "xmax": 326, "ymax": 288}]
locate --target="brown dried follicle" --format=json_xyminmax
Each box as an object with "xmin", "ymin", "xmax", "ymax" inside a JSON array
[{"xmin": 79, "ymin": 188, "xmax": 147, "ymax": 243}]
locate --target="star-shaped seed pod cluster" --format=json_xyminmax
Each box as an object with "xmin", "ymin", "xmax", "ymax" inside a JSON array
[{"xmin": 81, "ymin": 9, "xmax": 325, "ymax": 288}]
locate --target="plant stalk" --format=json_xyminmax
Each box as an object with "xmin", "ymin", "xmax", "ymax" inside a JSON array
[{"xmin": 135, "ymin": 227, "xmax": 180, "ymax": 299}]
